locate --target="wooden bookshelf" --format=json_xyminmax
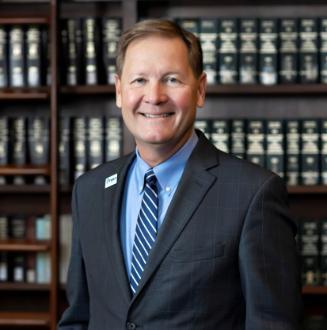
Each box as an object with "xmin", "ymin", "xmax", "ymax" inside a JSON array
[
  {"xmin": 0, "ymin": 240, "xmax": 51, "ymax": 252},
  {"xmin": 0, "ymin": 283, "xmax": 50, "ymax": 291},
  {"xmin": 0, "ymin": 88, "xmax": 50, "ymax": 100},
  {"xmin": 0, "ymin": 166, "xmax": 50, "ymax": 176},
  {"xmin": 303, "ymin": 286, "xmax": 327, "ymax": 295},
  {"xmin": 0, "ymin": 312, "xmax": 50, "ymax": 326}
]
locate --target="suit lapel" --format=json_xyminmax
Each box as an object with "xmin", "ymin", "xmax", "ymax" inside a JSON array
[
  {"xmin": 103, "ymin": 153, "xmax": 135, "ymax": 304},
  {"xmin": 131, "ymin": 133, "xmax": 220, "ymax": 302}
]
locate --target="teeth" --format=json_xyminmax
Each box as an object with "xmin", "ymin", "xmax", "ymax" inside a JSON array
[{"xmin": 143, "ymin": 113, "xmax": 171, "ymax": 118}]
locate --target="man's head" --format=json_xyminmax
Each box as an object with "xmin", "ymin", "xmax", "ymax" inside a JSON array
[
  {"xmin": 116, "ymin": 19, "xmax": 203, "ymax": 79},
  {"xmin": 115, "ymin": 19, "xmax": 206, "ymax": 166}
]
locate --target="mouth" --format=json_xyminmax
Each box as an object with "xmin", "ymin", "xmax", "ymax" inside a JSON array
[{"xmin": 140, "ymin": 112, "xmax": 174, "ymax": 118}]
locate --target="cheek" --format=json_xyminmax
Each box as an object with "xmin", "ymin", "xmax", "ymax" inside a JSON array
[{"xmin": 171, "ymin": 90, "xmax": 197, "ymax": 112}]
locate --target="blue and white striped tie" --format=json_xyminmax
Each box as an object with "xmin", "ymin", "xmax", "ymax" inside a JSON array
[{"xmin": 130, "ymin": 168, "xmax": 158, "ymax": 294}]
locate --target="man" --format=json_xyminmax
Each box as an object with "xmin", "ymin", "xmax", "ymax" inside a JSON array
[{"xmin": 58, "ymin": 19, "xmax": 301, "ymax": 329}]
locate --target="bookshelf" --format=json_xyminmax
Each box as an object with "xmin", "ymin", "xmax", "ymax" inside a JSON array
[{"xmin": 0, "ymin": 0, "xmax": 327, "ymax": 328}]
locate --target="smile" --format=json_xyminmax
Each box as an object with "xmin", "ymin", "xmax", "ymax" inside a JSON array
[{"xmin": 141, "ymin": 113, "xmax": 173, "ymax": 118}]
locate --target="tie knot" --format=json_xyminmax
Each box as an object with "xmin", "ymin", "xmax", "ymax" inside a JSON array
[{"xmin": 145, "ymin": 169, "xmax": 157, "ymax": 187}]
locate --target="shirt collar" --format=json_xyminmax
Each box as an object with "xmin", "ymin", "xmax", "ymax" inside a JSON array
[{"xmin": 135, "ymin": 131, "xmax": 198, "ymax": 194}]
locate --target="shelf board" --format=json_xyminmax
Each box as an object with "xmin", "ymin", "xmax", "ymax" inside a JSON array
[
  {"xmin": 0, "ymin": 240, "xmax": 51, "ymax": 252},
  {"xmin": 61, "ymin": 84, "xmax": 116, "ymax": 94},
  {"xmin": 0, "ymin": 185, "xmax": 50, "ymax": 194},
  {"xmin": 302, "ymin": 286, "xmax": 327, "ymax": 295},
  {"xmin": 0, "ymin": 165, "xmax": 50, "ymax": 176},
  {"xmin": 287, "ymin": 186, "xmax": 327, "ymax": 194},
  {"xmin": 0, "ymin": 283, "xmax": 49, "ymax": 291},
  {"xmin": 0, "ymin": 87, "xmax": 50, "ymax": 100},
  {"xmin": 0, "ymin": 17, "xmax": 49, "ymax": 25},
  {"xmin": 206, "ymin": 84, "xmax": 327, "ymax": 95},
  {"xmin": 0, "ymin": 311, "xmax": 50, "ymax": 326}
]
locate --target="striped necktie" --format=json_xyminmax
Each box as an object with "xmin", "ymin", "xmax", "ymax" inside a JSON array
[{"xmin": 130, "ymin": 168, "xmax": 158, "ymax": 294}]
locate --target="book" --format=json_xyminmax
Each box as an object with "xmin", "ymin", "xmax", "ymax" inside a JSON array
[
  {"xmin": 59, "ymin": 116, "xmax": 71, "ymax": 185},
  {"xmin": 8, "ymin": 25, "xmax": 25, "ymax": 87},
  {"xmin": 199, "ymin": 18, "xmax": 218, "ymax": 84},
  {"xmin": 26, "ymin": 25, "xmax": 42, "ymax": 87},
  {"xmin": 210, "ymin": 119, "xmax": 230, "ymax": 153},
  {"xmin": 0, "ymin": 117, "xmax": 9, "ymax": 185},
  {"xmin": 28, "ymin": 116, "xmax": 50, "ymax": 184},
  {"xmin": 239, "ymin": 18, "xmax": 258, "ymax": 84},
  {"xmin": 230, "ymin": 119, "xmax": 246, "ymax": 159},
  {"xmin": 194, "ymin": 119, "xmax": 211, "ymax": 140},
  {"xmin": 0, "ymin": 252, "xmax": 8, "ymax": 282},
  {"xmin": 301, "ymin": 119, "xmax": 320, "ymax": 185},
  {"xmin": 10, "ymin": 216, "xmax": 26, "ymax": 239},
  {"xmin": 299, "ymin": 18, "xmax": 319, "ymax": 83},
  {"xmin": 259, "ymin": 19, "xmax": 278, "ymax": 85},
  {"xmin": 11, "ymin": 117, "xmax": 27, "ymax": 185},
  {"xmin": 0, "ymin": 25, "xmax": 8, "ymax": 87},
  {"xmin": 266, "ymin": 120, "xmax": 285, "ymax": 178},
  {"xmin": 102, "ymin": 18, "xmax": 121, "ymax": 85},
  {"xmin": 321, "ymin": 219, "xmax": 327, "ymax": 286},
  {"xmin": 286, "ymin": 120, "xmax": 301, "ymax": 186},
  {"xmin": 320, "ymin": 18, "xmax": 327, "ymax": 84},
  {"xmin": 321, "ymin": 120, "xmax": 327, "ymax": 185},
  {"xmin": 246, "ymin": 120, "xmax": 266, "ymax": 167},
  {"xmin": 105, "ymin": 117, "xmax": 123, "ymax": 162},
  {"xmin": 62, "ymin": 19, "xmax": 84, "ymax": 85},
  {"xmin": 60, "ymin": 214, "xmax": 72, "ymax": 285},
  {"xmin": 279, "ymin": 19, "xmax": 298, "ymax": 83},
  {"xmin": 73, "ymin": 117, "xmax": 87, "ymax": 180},
  {"xmin": 88, "ymin": 117, "xmax": 104, "ymax": 170},
  {"xmin": 0, "ymin": 216, "xmax": 8, "ymax": 240},
  {"xmin": 300, "ymin": 219, "xmax": 320, "ymax": 286},
  {"xmin": 36, "ymin": 252, "xmax": 50, "ymax": 284},
  {"xmin": 83, "ymin": 18, "xmax": 100, "ymax": 85},
  {"xmin": 218, "ymin": 18, "xmax": 238, "ymax": 84}
]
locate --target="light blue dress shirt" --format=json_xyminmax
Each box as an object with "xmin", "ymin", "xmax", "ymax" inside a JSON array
[{"xmin": 120, "ymin": 131, "xmax": 198, "ymax": 277}]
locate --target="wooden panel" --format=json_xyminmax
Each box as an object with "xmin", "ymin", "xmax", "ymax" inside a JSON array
[
  {"xmin": 0, "ymin": 166, "xmax": 50, "ymax": 176},
  {"xmin": 0, "ymin": 240, "xmax": 51, "ymax": 252},
  {"xmin": 0, "ymin": 312, "xmax": 50, "ymax": 326}
]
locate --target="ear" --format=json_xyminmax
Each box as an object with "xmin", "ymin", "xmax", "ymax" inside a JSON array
[
  {"xmin": 196, "ymin": 72, "xmax": 207, "ymax": 108},
  {"xmin": 115, "ymin": 74, "xmax": 122, "ymax": 108}
]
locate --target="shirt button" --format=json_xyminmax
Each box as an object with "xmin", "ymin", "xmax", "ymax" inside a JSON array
[{"xmin": 126, "ymin": 322, "xmax": 136, "ymax": 330}]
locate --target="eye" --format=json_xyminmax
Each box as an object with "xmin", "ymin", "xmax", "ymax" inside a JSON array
[
  {"xmin": 131, "ymin": 77, "xmax": 146, "ymax": 86},
  {"xmin": 165, "ymin": 76, "xmax": 181, "ymax": 86}
]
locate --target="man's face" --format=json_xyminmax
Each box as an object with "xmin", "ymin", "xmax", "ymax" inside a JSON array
[{"xmin": 115, "ymin": 35, "xmax": 206, "ymax": 157}]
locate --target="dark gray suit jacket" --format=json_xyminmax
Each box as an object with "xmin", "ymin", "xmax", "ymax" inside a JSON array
[{"xmin": 58, "ymin": 131, "xmax": 301, "ymax": 330}]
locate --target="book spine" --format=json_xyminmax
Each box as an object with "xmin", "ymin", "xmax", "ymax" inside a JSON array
[
  {"xmin": 246, "ymin": 120, "xmax": 266, "ymax": 167},
  {"xmin": 210, "ymin": 119, "xmax": 230, "ymax": 153},
  {"xmin": 0, "ymin": 252, "xmax": 9, "ymax": 282},
  {"xmin": 59, "ymin": 117, "xmax": 71, "ymax": 185},
  {"xmin": 320, "ymin": 18, "xmax": 327, "ymax": 83},
  {"xmin": 102, "ymin": 18, "xmax": 121, "ymax": 85},
  {"xmin": 73, "ymin": 117, "xmax": 87, "ymax": 180},
  {"xmin": 259, "ymin": 19, "xmax": 278, "ymax": 85},
  {"xmin": 105, "ymin": 117, "xmax": 123, "ymax": 162},
  {"xmin": 321, "ymin": 219, "xmax": 327, "ymax": 286},
  {"xmin": 8, "ymin": 25, "xmax": 25, "ymax": 87},
  {"xmin": 218, "ymin": 18, "xmax": 238, "ymax": 84},
  {"xmin": 286, "ymin": 120, "xmax": 301, "ymax": 186},
  {"xmin": 266, "ymin": 120, "xmax": 285, "ymax": 178},
  {"xmin": 26, "ymin": 25, "xmax": 42, "ymax": 87},
  {"xmin": 231, "ymin": 119, "xmax": 246, "ymax": 159},
  {"xmin": 299, "ymin": 18, "xmax": 319, "ymax": 83},
  {"xmin": 176, "ymin": 18, "xmax": 199, "ymax": 37},
  {"xmin": 88, "ymin": 117, "xmax": 104, "ymax": 170},
  {"xmin": 0, "ymin": 25, "xmax": 8, "ymax": 87},
  {"xmin": 194, "ymin": 119, "xmax": 211, "ymax": 140},
  {"xmin": 0, "ymin": 216, "xmax": 9, "ymax": 240},
  {"xmin": 239, "ymin": 18, "xmax": 258, "ymax": 84},
  {"xmin": 199, "ymin": 18, "xmax": 218, "ymax": 85},
  {"xmin": 84, "ymin": 18, "xmax": 99, "ymax": 85},
  {"xmin": 279, "ymin": 19, "xmax": 298, "ymax": 83},
  {"xmin": 0, "ymin": 117, "xmax": 9, "ymax": 185},
  {"xmin": 301, "ymin": 119, "xmax": 320, "ymax": 185},
  {"xmin": 320, "ymin": 120, "xmax": 327, "ymax": 185},
  {"xmin": 300, "ymin": 219, "xmax": 320, "ymax": 286}
]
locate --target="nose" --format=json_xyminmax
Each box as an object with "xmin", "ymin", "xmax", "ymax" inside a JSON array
[{"xmin": 144, "ymin": 81, "xmax": 167, "ymax": 105}]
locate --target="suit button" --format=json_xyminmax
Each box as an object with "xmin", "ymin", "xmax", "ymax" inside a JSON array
[{"xmin": 126, "ymin": 322, "xmax": 136, "ymax": 330}]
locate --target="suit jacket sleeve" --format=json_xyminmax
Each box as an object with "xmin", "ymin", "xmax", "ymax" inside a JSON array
[
  {"xmin": 58, "ymin": 180, "xmax": 89, "ymax": 329},
  {"xmin": 239, "ymin": 174, "xmax": 302, "ymax": 330}
]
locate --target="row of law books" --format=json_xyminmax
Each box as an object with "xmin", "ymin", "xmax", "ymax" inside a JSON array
[
  {"xmin": 195, "ymin": 118, "xmax": 327, "ymax": 186},
  {"xmin": 0, "ymin": 214, "xmax": 72, "ymax": 285},
  {"xmin": 299, "ymin": 218, "xmax": 327, "ymax": 287},
  {"xmin": 0, "ymin": 24, "xmax": 50, "ymax": 88},
  {"xmin": 178, "ymin": 17, "xmax": 327, "ymax": 85},
  {"xmin": 0, "ymin": 115, "xmax": 123, "ymax": 185},
  {"xmin": 0, "ymin": 214, "xmax": 51, "ymax": 241}
]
